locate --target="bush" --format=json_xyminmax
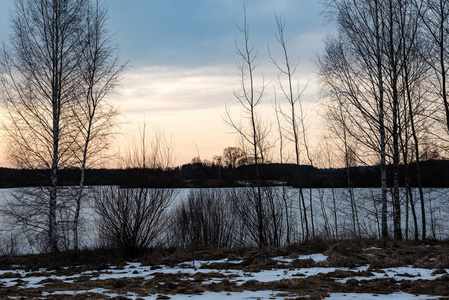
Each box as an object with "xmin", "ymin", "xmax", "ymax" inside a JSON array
[
  {"xmin": 172, "ymin": 189, "xmax": 236, "ymax": 249},
  {"xmin": 94, "ymin": 187, "xmax": 177, "ymax": 256}
]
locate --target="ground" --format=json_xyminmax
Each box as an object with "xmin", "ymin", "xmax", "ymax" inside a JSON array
[{"xmin": 0, "ymin": 239, "xmax": 448, "ymax": 299}]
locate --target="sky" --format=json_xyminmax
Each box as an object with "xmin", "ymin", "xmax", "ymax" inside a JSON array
[{"xmin": 0, "ymin": 0, "xmax": 331, "ymax": 167}]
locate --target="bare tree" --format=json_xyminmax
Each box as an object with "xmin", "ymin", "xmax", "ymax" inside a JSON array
[
  {"xmin": 0, "ymin": 0, "xmax": 125, "ymax": 253},
  {"xmin": 228, "ymin": 185, "xmax": 289, "ymax": 247},
  {"xmin": 93, "ymin": 119, "xmax": 177, "ymax": 256},
  {"xmin": 419, "ymin": 0, "xmax": 449, "ymax": 133},
  {"xmin": 224, "ymin": 6, "xmax": 268, "ymax": 247},
  {"xmin": 269, "ymin": 15, "xmax": 310, "ymax": 240},
  {"xmin": 71, "ymin": 0, "xmax": 125, "ymax": 255},
  {"xmin": 321, "ymin": 0, "xmax": 444, "ymax": 240},
  {"xmin": 320, "ymin": 0, "xmax": 391, "ymax": 238},
  {"xmin": 399, "ymin": 0, "xmax": 430, "ymax": 240},
  {"xmin": 222, "ymin": 146, "xmax": 245, "ymax": 169},
  {"xmin": 320, "ymin": 136, "xmax": 340, "ymax": 239},
  {"xmin": 212, "ymin": 155, "xmax": 223, "ymax": 181},
  {"xmin": 273, "ymin": 93, "xmax": 292, "ymax": 245},
  {"xmin": 382, "ymin": 0, "xmax": 403, "ymax": 240},
  {"xmin": 1, "ymin": 0, "xmax": 92, "ymax": 252},
  {"xmin": 120, "ymin": 122, "xmax": 175, "ymax": 171},
  {"xmin": 323, "ymin": 95, "xmax": 364, "ymax": 238}
]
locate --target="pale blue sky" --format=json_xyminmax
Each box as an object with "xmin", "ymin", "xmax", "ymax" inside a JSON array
[
  {"xmin": 104, "ymin": 0, "xmax": 325, "ymax": 67},
  {"xmin": 0, "ymin": 0, "xmax": 330, "ymax": 166}
]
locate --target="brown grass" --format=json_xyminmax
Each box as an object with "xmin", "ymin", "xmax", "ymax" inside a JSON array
[{"xmin": 1, "ymin": 239, "xmax": 449, "ymax": 298}]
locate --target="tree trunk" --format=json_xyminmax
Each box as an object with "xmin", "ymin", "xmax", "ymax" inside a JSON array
[{"xmin": 375, "ymin": 0, "xmax": 388, "ymax": 239}]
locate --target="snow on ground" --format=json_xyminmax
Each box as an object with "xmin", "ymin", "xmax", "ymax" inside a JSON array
[
  {"xmin": 363, "ymin": 247, "xmax": 382, "ymax": 250},
  {"xmin": 90, "ymin": 262, "xmax": 345, "ymax": 283},
  {"xmin": 272, "ymin": 253, "xmax": 328, "ymax": 263},
  {"xmin": 37, "ymin": 291, "xmax": 444, "ymax": 300},
  {"xmin": 336, "ymin": 266, "xmax": 447, "ymax": 283},
  {"xmin": 38, "ymin": 291, "xmax": 443, "ymax": 300},
  {"xmin": 1, "ymin": 253, "xmax": 448, "ymax": 299},
  {"xmin": 41, "ymin": 290, "xmax": 298, "ymax": 300},
  {"xmin": 85, "ymin": 260, "xmax": 447, "ymax": 285},
  {"xmin": 326, "ymin": 293, "xmax": 440, "ymax": 300},
  {"xmin": 42, "ymin": 288, "xmax": 121, "ymax": 298},
  {"xmin": 174, "ymin": 258, "xmax": 245, "ymax": 269}
]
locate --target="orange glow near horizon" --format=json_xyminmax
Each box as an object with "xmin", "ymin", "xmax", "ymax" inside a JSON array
[{"xmin": 0, "ymin": 65, "xmax": 321, "ymax": 169}]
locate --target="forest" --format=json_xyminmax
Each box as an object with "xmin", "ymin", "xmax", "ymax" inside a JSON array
[{"xmin": 0, "ymin": 0, "xmax": 448, "ymax": 251}]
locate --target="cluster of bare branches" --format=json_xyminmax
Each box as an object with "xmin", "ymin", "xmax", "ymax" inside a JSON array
[
  {"xmin": 224, "ymin": 6, "xmax": 269, "ymax": 247},
  {"xmin": 94, "ymin": 186, "xmax": 177, "ymax": 256},
  {"xmin": 172, "ymin": 189, "xmax": 235, "ymax": 249},
  {"xmin": 0, "ymin": 0, "xmax": 125, "ymax": 253},
  {"xmin": 318, "ymin": 0, "xmax": 449, "ymax": 240},
  {"xmin": 118, "ymin": 122, "xmax": 175, "ymax": 171},
  {"xmin": 225, "ymin": 6, "xmax": 318, "ymax": 247},
  {"xmin": 223, "ymin": 2, "xmax": 449, "ymax": 245}
]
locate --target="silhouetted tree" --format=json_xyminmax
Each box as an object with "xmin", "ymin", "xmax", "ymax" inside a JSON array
[
  {"xmin": 224, "ymin": 6, "xmax": 269, "ymax": 247},
  {"xmin": 1, "ymin": 0, "xmax": 95, "ymax": 252}
]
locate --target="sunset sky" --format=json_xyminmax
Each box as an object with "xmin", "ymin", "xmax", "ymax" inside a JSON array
[{"xmin": 0, "ymin": 0, "xmax": 331, "ymax": 167}]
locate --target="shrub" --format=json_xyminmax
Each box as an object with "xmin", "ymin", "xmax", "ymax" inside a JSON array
[{"xmin": 94, "ymin": 187, "xmax": 177, "ymax": 256}]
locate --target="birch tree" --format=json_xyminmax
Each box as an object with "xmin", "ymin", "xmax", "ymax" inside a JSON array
[
  {"xmin": 71, "ymin": 0, "xmax": 125, "ymax": 255},
  {"xmin": 1, "ymin": 0, "xmax": 123, "ymax": 253},
  {"xmin": 1, "ymin": 0, "xmax": 89, "ymax": 252},
  {"xmin": 319, "ymin": 0, "xmax": 389, "ymax": 238}
]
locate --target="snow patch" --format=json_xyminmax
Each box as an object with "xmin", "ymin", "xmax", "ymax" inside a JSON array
[
  {"xmin": 327, "ymin": 292, "xmax": 440, "ymax": 299},
  {"xmin": 272, "ymin": 253, "xmax": 328, "ymax": 263}
]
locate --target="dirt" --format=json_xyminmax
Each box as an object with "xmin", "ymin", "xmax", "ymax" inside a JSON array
[{"xmin": 0, "ymin": 239, "xmax": 448, "ymax": 299}]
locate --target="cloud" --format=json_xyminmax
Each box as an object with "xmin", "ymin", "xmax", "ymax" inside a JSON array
[
  {"xmin": 113, "ymin": 65, "xmax": 238, "ymax": 118},
  {"xmin": 114, "ymin": 57, "xmax": 318, "ymax": 120}
]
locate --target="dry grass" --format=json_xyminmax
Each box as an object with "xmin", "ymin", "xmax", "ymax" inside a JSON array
[{"xmin": 0, "ymin": 239, "xmax": 449, "ymax": 299}]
